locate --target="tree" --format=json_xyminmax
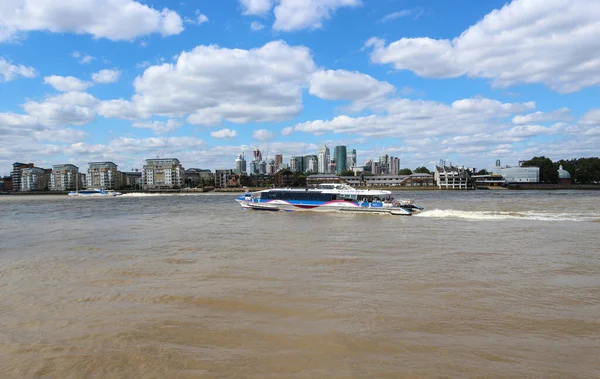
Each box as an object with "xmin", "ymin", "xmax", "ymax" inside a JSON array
[
  {"xmin": 521, "ymin": 156, "xmax": 558, "ymax": 183},
  {"xmin": 339, "ymin": 169, "xmax": 355, "ymax": 176},
  {"xmin": 475, "ymin": 169, "xmax": 489, "ymax": 175},
  {"xmin": 414, "ymin": 166, "xmax": 431, "ymax": 174},
  {"xmin": 398, "ymin": 168, "xmax": 413, "ymax": 175}
]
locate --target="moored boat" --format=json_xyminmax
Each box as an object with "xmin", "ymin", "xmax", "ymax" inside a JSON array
[{"xmin": 235, "ymin": 183, "xmax": 423, "ymax": 215}]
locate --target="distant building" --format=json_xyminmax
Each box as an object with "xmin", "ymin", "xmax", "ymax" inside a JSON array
[
  {"xmin": 343, "ymin": 174, "xmax": 435, "ymax": 187},
  {"xmin": 142, "ymin": 158, "xmax": 184, "ymax": 189},
  {"xmin": 306, "ymin": 174, "xmax": 342, "ymax": 187},
  {"xmin": 1, "ymin": 176, "xmax": 11, "ymax": 192},
  {"xmin": 494, "ymin": 160, "xmax": 539, "ymax": 183},
  {"xmin": 267, "ymin": 159, "xmax": 276, "ymax": 175},
  {"xmin": 235, "ymin": 154, "xmax": 247, "ymax": 175},
  {"xmin": 346, "ymin": 149, "xmax": 357, "ymax": 171},
  {"xmin": 317, "ymin": 145, "xmax": 330, "ymax": 174},
  {"xmin": 435, "ymin": 165, "xmax": 470, "ymax": 189},
  {"xmin": 290, "ymin": 156, "xmax": 304, "ymax": 173},
  {"xmin": 11, "ymin": 162, "xmax": 34, "ymax": 192},
  {"xmin": 51, "ymin": 164, "xmax": 79, "ymax": 191},
  {"xmin": 274, "ymin": 169, "xmax": 296, "ymax": 187},
  {"xmin": 88, "ymin": 161, "xmax": 119, "ymax": 189},
  {"xmin": 304, "ymin": 154, "xmax": 318, "ymax": 174},
  {"xmin": 122, "ymin": 171, "xmax": 143, "ymax": 189},
  {"xmin": 334, "ymin": 146, "xmax": 347, "ymax": 174},
  {"xmin": 215, "ymin": 169, "xmax": 233, "ymax": 188},
  {"xmin": 274, "ymin": 154, "xmax": 283, "ymax": 171},
  {"xmin": 557, "ymin": 165, "xmax": 572, "ymax": 185},
  {"xmin": 21, "ymin": 167, "xmax": 51, "ymax": 191},
  {"xmin": 390, "ymin": 157, "xmax": 400, "ymax": 175}
]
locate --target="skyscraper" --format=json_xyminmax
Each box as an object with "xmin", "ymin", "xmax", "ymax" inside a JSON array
[
  {"xmin": 346, "ymin": 149, "xmax": 356, "ymax": 170},
  {"xmin": 317, "ymin": 145, "xmax": 330, "ymax": 173},
  {"xmin": 303, "ymin": 155, "xmax": 317, "ymax": 174},
  {"xmin": 235, "ymin": 153, "xmax": 247, "ymax": 174},
  {"xmin": 290, "ymin": 156, "xmax": 304, "ymax": 173},
  {"xmin": 275, "ymin": 154, "xmax": 283, "ymax": 171},
  {"xmin": 334, "ymin": 145, "xmax": 347, "ymax": 175}
]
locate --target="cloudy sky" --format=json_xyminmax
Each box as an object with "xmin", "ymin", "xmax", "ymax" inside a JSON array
[{"xmin": 1, "ymin": 0, "xmax": 599, "ymax": 175}]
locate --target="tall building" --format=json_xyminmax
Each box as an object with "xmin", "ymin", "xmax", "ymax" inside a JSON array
[
  {"xmin": 303, "ymin": 155, "xmax": 317, "ymax": 174},
  {"xmin": 259, "ymin": 160, "xmax": 267, "ymax": 175},
  {"xmin": 215, "ymin": 169, "xmax": 233, "ymax": 188},
  {"xmin": 346, "ymin": 149, "xmax": 357, "ymax": 170},
  {"xmin": 290, "ymin": 156, "xmax": 304, "ymax": 173},
  {"xmin": 391, "ymin": 157, "xmax": 400, "ymax": 175},
  {"xmin": 379, "ymin": 154, "xmax": 390, "ymax": 175},
  {"xmin": 51, "ymin": 164, "xmax": 79, "ymax": 191},
  {"xmin": 253, "ymin": 148, "xmax": 263, "ymax": 163},
  {"xmin": 334, "ymin": 145, "xmax": 347, "ymax": 175},
  {"xmin": 21, "ymin": 167, "xmax": 51, "ymax": 191},
  {"xmin": 88, "ymin": 162, "xmax": 119, "ymax": 189},
  {"xmin": 317, "ymin": 145, "xmax": 330, "ymax": 174},
  {"xmin": 275, "ymin": 154, "xmax": 283, "ymax": 171},
  {"xmin": 249, "ymin": 161, "xmax": 258, "ymax": 175},
  {"xmin": 142, "ymin": 158, "xmax": 184, "ymax": 189},
  {"xmin": 11, "ymin": 162, "xmax": 34, "ymax": 192},
  {"xmin": 235, "ymin": 153, "xmax": 247, "ymax": 175},
  {"xmin": 267, "ymin": 159, "xmax": 276, "ymax": 175}
]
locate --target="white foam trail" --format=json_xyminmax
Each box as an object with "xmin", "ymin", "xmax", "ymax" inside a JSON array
[
  {"xmin": 119, "ymin": 192, "xmax": 233, "ymax": 197},
  {"xmin": 416, "ymin": 209, "xmax": 599, "ymax": 222}
]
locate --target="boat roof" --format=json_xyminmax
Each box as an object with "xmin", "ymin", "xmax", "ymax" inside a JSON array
[{"xmin": 254, "ymin": 183, "xmax": 392, "ymax": 196}]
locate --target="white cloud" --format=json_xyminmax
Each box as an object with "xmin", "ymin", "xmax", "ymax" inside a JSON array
[
  {"xmin": 211, "ymin": 128, "xmax": 238, "ymax": 139},
  {"xmin": 253, "ymin": 129, "xmax": 276, "ymax": 141},
  {"xmin": 579, "ymin": 109, "xmax": 600, "ymax": 126},
  {"xmin": 378, "ymin": 10, "xmax": 411, "ymax": 23},
  {"xmin": 294, "ymin": 97, "xmax": 536, "ymax": 138},
  {"xmin": 0, "ymin": 57, "xmax": 37, "ymax": 82},
  {"xmin": 281, "ymin": 126, "xmax": 293, "ymax": 136},
  {"xmin": 0, "ymin": 0, "xmax": 184, "ymax": 42},
  {"xmin": 240, "ymin": 0, "xmax": 273, "ymax": 15},
  {"xmin": 132, "ymin": 119, "xmax": 183, "ymax": 134},
  {"xmin": 512, "ymin": 108, "xmax": 572, "ymax": 125},
  {"xmin": 250, "ymin": 21, "xmax": 265, "ymax": 31},
  {"xmin": 70, "ymin": 51, "xmax": 95, "ymax": 64},
  {"xmin": 366, "ymin": 0, "xmax": 600, "ymax": 93},
  {"xmin": 97, "ymin": 99, "xmax": 146, "ymax": 120},
  {"xmin": 109, "ymin": 40, "xmax": 316, "ymax": 125},
  {"xmin": 92, "ymin": 69, "xmax": 121, "ymax": 84},
  {"xmin": 22, "ymin": 92, "xmax": 98, "ymax": 127},
  {"xmin": 185, "ymin": 11, "xmax": 209, "ymax": 25},
  {"xmin": 44, "ymin": 75, "xmax": 92, "ymax": 92},
  {"xmin": 309, "ymin": 69, "xmax": 395, "ymax": 109},
  {"xmin": 273, "ymin": 0, "xmax": 361, "ymax": 31}
]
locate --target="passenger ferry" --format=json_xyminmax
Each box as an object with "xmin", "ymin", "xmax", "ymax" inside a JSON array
[
  {"xmin": 235, "ymin": 183, "xmax": 423, "ymax": 215},
  {"xmin": 68, "ymin": 188, "xmax": 122, "ymax": 197}
]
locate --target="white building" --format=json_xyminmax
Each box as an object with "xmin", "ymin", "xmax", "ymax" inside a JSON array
[
  {"xmin": 435, "ymin": 165, "xmax": 470, "ymax": 189},
  {"xmin": 317, "ymin": 145, "xmax": 330, "ymax": 174},
  {"xmin": 493, "ymin": 160, "xmax": 539, "ymax": 183},
  {"xmin": 235, "ymin": 154, "xmax": 247, "ymax": 174},
  {"xmin": 21, "ymin": 167, "xmax": 50, "ymax": 191},
  {"xmin": 51, "ymin": 164, "xmax": 79, "ymax": 191},
  {"xmin": 346, "ymin": 149, "xmax": 357, "ymax": 171},
  {"xmin": 142, "ymin": 158, "xmax": 184, "ymax": 189}
]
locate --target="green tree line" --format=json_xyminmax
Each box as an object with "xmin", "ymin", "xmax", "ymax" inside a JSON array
[{"xmin": 521, "ymin": 156, "xmax": 600, "ymax": 184}]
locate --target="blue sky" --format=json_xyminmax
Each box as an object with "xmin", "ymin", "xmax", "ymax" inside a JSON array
[{"xmin": 1, "ymin": 0, "xmax": 599, "ymax": 176}]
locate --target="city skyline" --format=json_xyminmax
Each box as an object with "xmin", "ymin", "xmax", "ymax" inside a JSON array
[{"xmin": 1, "ymin": 1, "xmax": 599, "ymax": 176}]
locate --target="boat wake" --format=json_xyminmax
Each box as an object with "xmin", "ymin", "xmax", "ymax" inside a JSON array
[{"xmin": 416, "ymin": 209, "xmax": 600, "ymax": 222}]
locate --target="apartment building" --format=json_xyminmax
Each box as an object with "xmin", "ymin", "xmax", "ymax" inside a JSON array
[
  {"xmin": 142, "ymin": 158, "xmax": 184, "ymax": 189},
  {"xmin": 51, "ymin": 164, "xmax": 79, "ymax": 191},
  {"xmin": 21, "ymin": 167, "xmax": 51, "ymax": 191},
  {"xmin": 87, "ymin": 162, "xmax": 119, "ymax": 189}
]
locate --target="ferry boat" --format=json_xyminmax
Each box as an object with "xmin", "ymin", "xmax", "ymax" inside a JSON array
[
  {"xmin": 68, "ymin": 188, "xmax": 122, "ymax": 197},
  {"xmin": 235, "ymin": 183, "xmax": 423, "ymax": 215}
]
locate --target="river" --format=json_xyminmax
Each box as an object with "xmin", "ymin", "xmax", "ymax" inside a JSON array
[{"xmin": 1, "ymin": 190, "xmax": 599, "ymax": 378}]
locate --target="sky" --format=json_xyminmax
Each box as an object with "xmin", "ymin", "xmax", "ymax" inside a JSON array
[{"xmin": 1, "ymin": 0, "xmax": 599, "ymax": 176}]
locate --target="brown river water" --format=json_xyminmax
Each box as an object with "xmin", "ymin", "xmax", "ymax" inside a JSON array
[{"xmin": 1, "ymin": 190, "xmax": 599, "ymax": 378}]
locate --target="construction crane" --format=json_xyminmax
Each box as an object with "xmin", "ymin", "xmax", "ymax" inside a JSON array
[{"xmin": 157, "ymin": 128, "xmax": 173, "ymax": 159}]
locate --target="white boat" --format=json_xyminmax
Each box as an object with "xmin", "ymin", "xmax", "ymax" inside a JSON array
[
  {"xmin": 68, "ymin": 188, "xmax": 122, "ymax": 197},
  {"xmin": 235, "ymin": 183, "xmax": 423, "ymax": 215}
]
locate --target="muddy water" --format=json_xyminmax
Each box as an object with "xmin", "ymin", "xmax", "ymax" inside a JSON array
[{"xmin": 1, "ymin": 190, "xmax": 599, "ymax": 378}]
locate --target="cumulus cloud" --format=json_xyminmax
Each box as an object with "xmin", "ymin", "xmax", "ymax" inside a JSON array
[
  {"xmin": 0, "ymin": 0, "xmax": 184, "ymax": 42},
  {"xmin": 240, "ymin": 0, "xmax": 273, "ymax": 15},
  {"xmin": 22, "ymin": 92, "xmax": 98, "ymax": 126},
  {"xmin": 309, "ymin": 69, "xmax": 395, "ymax": 109},
  {"xmin": 239, "ymin": 0, "xmax": 361, "ymax": 31},
  {"xmin": 210, "ymin": 128, "xmax": 238, "ymax": 139},
  {"xmin": 92, "ymin": 69, "xmax": 121, "ymax": 84},
  {"xmin": 253, "ymin": 129, "xmax": 276, "ymax": 141},
  {"xmin": 512, "ymin": 108, "xmax": 572, "ymax": 125},
  {"xmin": 0, "ymin": 57, "xmax": 37, "ymax": 82},
  {"xmin": 366, "ymin": 0, "xmax": 600, "ymax": 93},
  {"xmin": 44, "ymin": 75, "xmax": 92, "ymax": 92},
  {"xmin": 281, "ymin": 126, "xmax": 293, "ymax": 136},
  {"xmin": 579, "ymin": 109, "xmax": 600, "ymax": 126},
  {"xmin": 104, "ymin": 40, "xmax": 315, "ymax": 125}
]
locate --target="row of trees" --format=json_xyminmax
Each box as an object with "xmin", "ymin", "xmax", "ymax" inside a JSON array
[{"xmin": 521, "ymin": 156, "xmax": 600, "ymax": 184}]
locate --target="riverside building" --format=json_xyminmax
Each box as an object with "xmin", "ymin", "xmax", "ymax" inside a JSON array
[
  {"xmin": 88, "ymin": 162, "xmax": 119, "ymax": 189},
  {"xmin": 51, "ymin": 164, "xmax": 79, "ymax": 191},
  {"xmin": 142, "ymin": 158, "xmax": 184, "ymax": 189}
]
